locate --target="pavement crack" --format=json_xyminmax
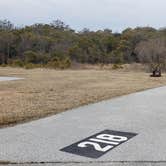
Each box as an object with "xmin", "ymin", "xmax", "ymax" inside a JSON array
[{"xmin": 2, "ymin": 161, "xmax": 166, "ymax": 165}]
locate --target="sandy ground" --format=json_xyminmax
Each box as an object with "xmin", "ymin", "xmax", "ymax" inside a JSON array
[{"xmin": 0, "ymin": 67, "xmax": 166, "ymax": 127}]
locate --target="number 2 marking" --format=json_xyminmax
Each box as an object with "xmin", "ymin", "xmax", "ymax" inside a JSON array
[{"xmin": 78, "ymin": 141, "xmax": 113, "ymax": 152}]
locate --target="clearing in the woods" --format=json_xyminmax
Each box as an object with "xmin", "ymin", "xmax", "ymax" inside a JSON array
[{"xmin": 0, "ymin": 67, "xmax": 166, "ymax": 127}]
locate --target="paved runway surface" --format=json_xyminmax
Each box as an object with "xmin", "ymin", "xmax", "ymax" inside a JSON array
[
  {"xmin": 0, "ymin": 77, "xmax": 23, "ymax": 82},
  {"xmin": 0, "ymin": 86, "xmax": 166, "ymax": 165}
]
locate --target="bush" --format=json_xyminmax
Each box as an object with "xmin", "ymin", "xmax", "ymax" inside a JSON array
[
  {"xmin": 24, "ymin": 63, "xmax": 43, "ymax": 69},
  {"xmin": 24, "ymin": 51, "xmax": 38, "ymax": 64},
  {"xmin": 112, "ymin": 64, "xmax": 123, "ymax": 70},
  {"xmin": 24, "ymin": 63, "xmax": 36, "ymax": 69},
  {"xmin": 24, "ymin": 51, "xmax": 50, "ymax": 67},
  {"xmin": 59, "ymin": 57, "xmax": 71, "ymax": 69},
  {"xmin": 0, "ymin": 64, "xmax": 7, "ymax": 67},
  {"xmin": 110, "ymin": 50, "xmax": 124, "ymax": 64},
  {"xmin": 11, "ymin": 59, "xmax": 24, "ymax": 67},
  {"xmin": 46, "ymin": 58, "xmax": 60, "ymax": 69},
  {"xmin": 46, "ymin": 57, "xmax": 71, "ymax": 69}
]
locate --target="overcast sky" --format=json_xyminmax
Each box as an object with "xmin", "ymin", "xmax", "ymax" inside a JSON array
[{"xmin": 0, "ymin": 0, "xmax": 165, "ymax": 32}]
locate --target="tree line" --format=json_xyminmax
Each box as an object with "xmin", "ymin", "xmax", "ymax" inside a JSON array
[{"xmin": 0, "ymin": 19, "xmax": 166, "ymax": 70}]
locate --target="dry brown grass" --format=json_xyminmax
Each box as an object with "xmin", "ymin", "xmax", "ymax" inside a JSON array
[{"xmin": 0, "ymin": 67, "xmax": 166, "ymax": 127}]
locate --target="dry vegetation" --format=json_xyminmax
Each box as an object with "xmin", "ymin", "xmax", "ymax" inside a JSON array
[{"xmin": 0, "ymin": 67, "xmax": 166, "ymax": 127}]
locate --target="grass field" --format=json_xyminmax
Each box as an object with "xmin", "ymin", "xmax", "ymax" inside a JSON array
[{"xmin": 0, "ymin": 67, "xmax": 166, "ymax": 127}]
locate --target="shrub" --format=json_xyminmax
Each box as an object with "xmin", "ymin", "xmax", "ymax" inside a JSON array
[
  {"xmin": 11, "ymin": 59, "xmax": 24, "ymax": 67},
  {"xmin": 46, "ymin": 57, "xmax": 71, "ymax": 69},
  {"xmin": 24, "ymin": 63, "xmax": 43, "ymax": 69},
  {"xmin": 24, "ymin": 50, "xmax": 50, "ymax": 66},
  {"xmin": 24, "ymin": 63, "xmax": 36, "ymax": 69},
  {"xmin": 24, "ymin": 51, "xmax": 38, "ymax": 64},
  {"xmin": 110, "ymin": 50, "xmax": 124, "ymax": 64},
  {"xmin": 112, "ymin": 64, "xmax": 123, "ymax": 70},
  {"xmin": 0, "ymin": 64, "xmax": 7, "ymax": 67},
  {"xmin": 59, "ymin": 57, "xmax": 71, "ymax": 69},
  {"xmin": 46, "ymin": 58, "xmax": 60, "ymax": 69}
]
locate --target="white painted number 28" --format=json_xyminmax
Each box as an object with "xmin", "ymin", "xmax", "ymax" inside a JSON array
[{"xmin": 78, "ymin": 134, "xmax": 128, "ymax": 152}]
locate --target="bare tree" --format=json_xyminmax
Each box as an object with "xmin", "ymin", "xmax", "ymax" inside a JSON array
[
  {"xmin": 135, "ymin": 38, "xmax": 166, "ymax": 76},
  {"xmin": 0, "ymin": 20, "xmax": 14, "ymax": 31},
  {"xmin": 50, "ymin": 19, "xmax": 69, "ymax": 30}
]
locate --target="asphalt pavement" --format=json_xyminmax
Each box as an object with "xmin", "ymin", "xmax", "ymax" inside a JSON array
[
  {"xmin": 0, "ymin": 86, "xmax": 166, "ymax": 165},
  {"xmin": 0, "ymin": 77, "xmax": 23, "ymax": 81}
]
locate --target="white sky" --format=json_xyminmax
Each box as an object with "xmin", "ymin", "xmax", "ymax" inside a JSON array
[{"xmin": 0, "ymin": 0, "xmax": 165, "ymax": 32}]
